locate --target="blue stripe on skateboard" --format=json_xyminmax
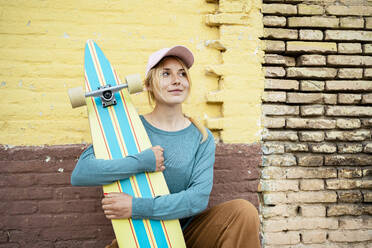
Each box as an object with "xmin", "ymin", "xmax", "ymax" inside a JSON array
[
  {"xmin": 137, "ymin": 173, "xmax": 169, "ymax": 248},
  {"xmin": 84, "ymin": 43, "xmax": 122, "ymax": 158},
  {"xmin": 93, "ymin": 43, "xmax": 139, "ymax": 156},
  {"xmin": 85, "ymin": 41, "xmax": 152, "ymax": 248},
  {"xmin": 93, "ymin": 42, "xmax": 169, "ymax": 248}
]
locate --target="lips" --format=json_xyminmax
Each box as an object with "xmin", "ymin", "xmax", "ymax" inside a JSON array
[{"xmin": 168, "ymin": 89, "xmax": 183, "ymax": 93}]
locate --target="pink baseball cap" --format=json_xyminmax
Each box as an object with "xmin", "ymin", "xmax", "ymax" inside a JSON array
[{"xmin": 145, "ymin": 45, "xmax": 194, "ymax": 77}]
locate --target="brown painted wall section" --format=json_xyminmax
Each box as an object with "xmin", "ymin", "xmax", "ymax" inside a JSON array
[{"xmin": 0, "ymin": 143, "xmax": 261, "ymax": 247}]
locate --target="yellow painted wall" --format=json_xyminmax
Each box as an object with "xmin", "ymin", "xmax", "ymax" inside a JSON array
[{"xmin": 0, "ymin": 0, "xmax": 264, "ymax": 145}]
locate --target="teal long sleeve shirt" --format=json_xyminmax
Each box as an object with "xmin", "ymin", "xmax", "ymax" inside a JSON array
[{"xmin": 71, "ymin": 116, "xmax": 215, "ymax": 222}]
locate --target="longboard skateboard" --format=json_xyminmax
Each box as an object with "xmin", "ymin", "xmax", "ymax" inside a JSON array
[{"xmin": 68, "ymin": 40, "xmax": 186, "ymax": 248}]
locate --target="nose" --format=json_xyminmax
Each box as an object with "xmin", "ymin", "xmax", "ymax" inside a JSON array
[{"xmin": 172, "ymin": 73, "xmax": 181, "ymax": 85}]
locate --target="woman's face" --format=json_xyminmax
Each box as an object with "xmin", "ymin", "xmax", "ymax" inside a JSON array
[{"xmin": 151, "ymin": 57, "xmax": 190, "ymax": 106}]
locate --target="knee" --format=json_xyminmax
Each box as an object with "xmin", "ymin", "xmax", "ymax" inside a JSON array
[{"xmin": 227, "ymin": 199, "xmax": 259, "ymax": 222}]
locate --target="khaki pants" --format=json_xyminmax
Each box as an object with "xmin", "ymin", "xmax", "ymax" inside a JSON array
[{"xmin": 106, "ymin": 199, "xmax": 261, "ymax": 248}]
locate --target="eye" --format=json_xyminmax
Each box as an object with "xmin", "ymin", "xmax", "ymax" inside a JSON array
[
  {"xmin": 179, "ymin": 71, "xmax": 186, "ymax": 77},
  {"xmin": 162, "ymin": 71, "xmax": 170, "ymax": 77}
]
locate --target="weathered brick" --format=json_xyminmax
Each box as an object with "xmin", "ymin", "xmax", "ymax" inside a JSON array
[
  {"xmin": 263, "ymin": 154, "xmax": 297, "ymax": 166},
  {"xmin": 262, "ymin": 167, "xmax": 286, "ymax": 179},
  {"xmin": 262, "ymin": 104, "xmax": 299, "ymax": 116},
  {"xmin": 364, "ymin": 142, "xmax": 372, "ymax": 153},
  {"xmin": 367, "ymin": 17, "xmax": 372, "ymax": 29},
  {"xmin": 285, "ymin": 143, "xmax": 308, "ymax": 152},
  {"xmin": 262, "ymin": 91, "xmax": 286, "ymax": 103},
  {"xmin": 286, "ymin": 167, "xmax": 337, "ymax": 179},
  {"xmin": 363, "ymin": 168, "xmax": 372, "ymax": 177},
  {"xmin": 262, "ymin": 204, "xmax": 297, "ymax": 218},
  {"xmin": 337, "ymin": 68, "xmax": 363, "ymax": 79},
  {"xmin": 336, "ymin": 118, "xmax": 361, "ymax": 129},
  {"xmin": 326, "ymin": 106, "xmax": 372, "ymax": 116},
  {"xmin": 326, "ymin": 30, "xmax": 372, "ymax": 42},
  {"xmin": 362, "ymin": 93, "xmax": 372, "ymax": 103},
  {"xmin": 262, "ymin": 4, "xmax": 298, "ymax": 15},
  {"xmin": 300, "ymin": 205, "xmax": 326, "ymax": 217},
  {"xmin": 363, "ymin": 43, "xmax": 372, "ymax": 54},
  {"xmin": 264, "ymin": 231, "xmax": 300, "ymax": 245},
  {"xmin": 263, "ymin": 192, "xmax": 287, "ymax": 204},
  {"xmin": 288, "ymin": 217, "xmax": 338, "ymax": 230},
  {"xmin": 264, "ymin": 28, "xmax": 298, "ymax": 40},
  {"xmin": 288, "ymin": 17, "xmax": 339, "ymax": 28},
  {"xmin": 340, "ymin": 17, "xmax": 364, "ymax": 28},
  {"xmin": 287, "ymin": 67, "xmax": 337, "ymax": 79},
  {"xmin": 365, "ymin": 68, "xmax": 372, "ymax": 78},
  {"xmin": 327, "ymin": 204, "xmax": 363, "ymax": 216},
  {"xmin": 262, "ymin": 218, "xmax": 288, "ymax": 232},
  {"xmin": 339, "ymin": 216, "xmax": 372, "ymax": 229},
  {"xmin": 205, "ymin": 13, "xmax": 251, "ymax": 26},
  {"xmin": 338, "ymin": 94, "xmax": 362, "ymax": 104},
  {"xmin": 327, "ymin": 179, "xmax": 362, "ymax": 190},
  {"xmin": 299, "ymin": 29, "xmax": 323, "ymax": 40},
  {"xmin": 302, "ymin": 230, "xmax": 327, "ymax": 244},
  {"xmin": 323, "ymin": 94, "xmax": 337, "ymax": 104},
  {"xmin": 362, "ymin": 118, "xmax": 372, "ymax": 127},
  {"xmin": 327, "ymin": 55, "xmax": 372, "ymax": 66},
  {"xmin": 297, "ymin": 154, "xmax": 324, "ymax": 166},
  {"xmin": 287, "ymin": 41, "xmax": 337, "ymax": 54},
  {"xmin": 264, "ymin": 54, "xmax": 296, "ymax": 66},
  {"xmin": 337, "ymin": 190, "xmax": 363, "ymax": 203},
  {"xmin": 262, "ymin": 130, "xmax": 298, "ymax": 141},
  {"xmin": 338, "ymin": 143, "xmax": 363, "ymax": 153},
  {"xmin": 328, "ymin": 230, "xmax": 370, "ymax": 242},
  {"xmin": 262, "ymin": 142, "xmax": 285, "ymax": 154},
  {"xmin": 311, "ymin": 143, "xmax": 337, "ymax": 153},
  {"xmin": 262, "ymin": 117, "xmax": 286, "ymax": 128},
  {"xmin": 297, "ymin": 4, "xmax": 324, "ymax": 15},
  {"xmin": 300, "ymin": 81, "xmax": 324, "ymax": 91},
  {"xmin": 263, "ymin": 16, "xmax": 286, "ymax": 27},
  {"xmin": 362, "ymin": 190, "xmax": 372, "ymax": 202},
  {"xmin": 338, "ymin": 168, "xmax": 363, "ymax": 178},
  {"xmin": 326, "ymin": 5, "xmax": 372, "ymax": 16},
  {"xmin": 297, "ymin": 55, "xmax": 326, "ymax": 66},
  {"xmin": 300, "ymin": 179, "xmax": 324, "ymax": 191},
  {"xmin": 260, "ymin": 179, "xmax": 299, "ymax": 192},
  {"xmin": 299, "ymin": 131, "xmax": 324, "ymax": 142},
  {"xmin": 301, "ymin": 105, "xmax": 324, "ymax": 116},
  {"xmin": 338, "ymin": 43, "xmax": 362, "ymax": 54},
  {"xmin": 265, "ymin": 79, "xmax": 299, "ymax": 91},
  {"xmin": 265, "ymin": 66, "xmax": 286, "ymax": 77},
  {"xmin": 287, "ymin": 93, "xmax": 323, "ymax": 103},
  {"xmin": 287, "ymin": 191, "xmax": 337, "ymax": 203},
  {"xmin": 219, "ymin": 0, "xmax": 252, "ymax": 12},
  {"xmin": 287, "ymin": 118, "xmax": 336, "ymax": 129},
  {"xmin": 264, "ymin": 40, "xmax": 286, "ymax": 52},
  {"xmin": 325, "ymin": 154, "xmax": 371, "ymax": 166}
]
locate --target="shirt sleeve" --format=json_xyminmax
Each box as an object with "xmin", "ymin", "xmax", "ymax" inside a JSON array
[
  {"xmin": 71, "ymin": 145, "xmax": 156, "ymax": 186},
  {"xmin": 131, "ymin": 131, "xmax": 215, "ymax": 220}
]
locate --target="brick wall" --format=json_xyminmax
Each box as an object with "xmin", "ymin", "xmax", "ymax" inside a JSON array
[
  {"xmin": 0, "ymin": 144, "xmax": 260, "ymax": 247},
  {"xmin": 260, "ymin": 0, "xmax": 372, "ymax": 247}
]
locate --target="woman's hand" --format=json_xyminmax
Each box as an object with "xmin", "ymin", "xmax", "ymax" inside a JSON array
[
  {"xmin": 150, "ymin": 145, "xmax": 165, "ymax": 172},
  {"xmin": 102, "ymin": 192, "xmax": 133, "ymax": 219}
]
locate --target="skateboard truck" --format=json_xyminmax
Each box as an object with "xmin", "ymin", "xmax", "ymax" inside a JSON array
[{"xmin": 68, "ymin": 74, "xmax": 143, "ymax": 108}]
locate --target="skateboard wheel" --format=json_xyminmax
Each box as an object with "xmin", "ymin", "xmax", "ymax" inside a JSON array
[
  {"xmin": 126, "ymin": 74, "xmax": 143, "ymax": 94},
  {"xmin": 68, "ymin": 86, "xmax": 86, "ymax": 108}
]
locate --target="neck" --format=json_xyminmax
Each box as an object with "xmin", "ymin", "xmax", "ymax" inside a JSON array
[{"xmin": 145, "ymin": 103, "xmax": 190, "ymax": 131}]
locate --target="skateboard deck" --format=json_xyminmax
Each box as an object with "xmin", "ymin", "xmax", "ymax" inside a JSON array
[{"xmin": 83, "ymin": 40, "xmax": 186, "ymax": 248}]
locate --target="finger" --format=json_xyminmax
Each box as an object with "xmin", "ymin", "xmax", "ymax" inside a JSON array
[
  {"xmin": 105, "ymin": 214, "xmax": 118, "ymax": 219},
  {"xmin": 104, "ymin": 210, "xmax": 115, "ymax": 215}
]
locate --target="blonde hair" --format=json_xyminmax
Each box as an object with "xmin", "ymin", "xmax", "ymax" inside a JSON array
[{"xmin": 144, "ymin": 56, "xmax": 208, "ymax": 143}]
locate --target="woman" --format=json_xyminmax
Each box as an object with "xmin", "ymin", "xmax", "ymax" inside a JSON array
[{"xmin": 71, "ymin": 45, "xmax": 260, "ymax": 248}]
